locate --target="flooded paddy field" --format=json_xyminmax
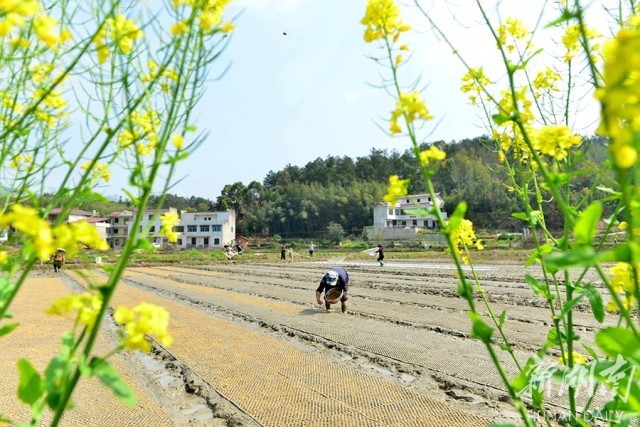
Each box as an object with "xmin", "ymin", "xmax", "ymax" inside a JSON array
[{"xmin": 2, "ymin": 258, "xmax": 612, "ymax": 426}]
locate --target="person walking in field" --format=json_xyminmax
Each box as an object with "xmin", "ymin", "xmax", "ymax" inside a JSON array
[
  {"xmin": 374, "ymin": 244, "xmax": 384, "ymax": 266},
  {"xmin": 281, "ymin": 246, "xmax": 286, "ymax": 261},
  {"xmin": 315, "ymin": 267, "xmax": 349, "ymax": 313},
  {"xmin": 51, "ymin": 248, "xmax": 66, "ymax": 272},
  {"xmin": 308, "ymin": 242, "xmax": 315, "ymax": 257}
]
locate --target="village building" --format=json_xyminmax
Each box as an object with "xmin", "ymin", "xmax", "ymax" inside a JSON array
[
  {"xmin": 106, "ymin": 208, "xmax": 179, "ymax": 249},
  {"xmin": 367, "ymin": 193, "xmax": 448, "ymax": 241},
  {"xmin": 176, "ymin": 210, "xmax": 236, "ymax": 250},
  {"xmin": 47, "ymin": 208, "xmax": 95, "ymax": 223}
]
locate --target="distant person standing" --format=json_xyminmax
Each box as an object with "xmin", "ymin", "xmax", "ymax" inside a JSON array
[
  {"xmin": 374, "ymin": 244, "xmax": 385, "ymax": 267},
  {"xmin": 308, "ymin": 242, "xmax": 315, "ymax": 257},
  {"xmin": 281, "ymin": 246, "xmax": 286, "ymax": 261}
]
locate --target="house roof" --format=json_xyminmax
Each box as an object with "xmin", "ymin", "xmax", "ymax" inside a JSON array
[
  {"xmin": 86, "ymin": 217, "xmax": 111, "ymax": 223},
  {"xmin": 108, "ymin": 208, "xmax": 172, "ymax": 217},
  {"xmin": 49, "ymin": 208, "xmax": 94, "ymax": 216}
]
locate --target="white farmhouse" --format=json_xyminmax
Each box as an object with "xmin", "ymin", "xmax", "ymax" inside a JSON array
[
  {"xmin": 107, "ymin": 208, "xmax": 179, "ymax": 249},
  {"xmin": 368, "ymin": 193, "xmax": 447, "ymax": 241},
  {"xmin": 373, "ymin": 193, "xmax": 447, "ymax": 229},
  {"xmin": 177, "ymin": 210, "xmax": 236, "ymax": 249}
]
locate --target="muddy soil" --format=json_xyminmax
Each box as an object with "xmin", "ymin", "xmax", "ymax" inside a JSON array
[{"xmin": 67, "ymin": 258, "xmax": 614, "ymax": 426}]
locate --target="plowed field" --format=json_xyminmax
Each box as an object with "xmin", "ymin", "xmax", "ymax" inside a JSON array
[{"xmin": 1, "ymin": 258, "xmax": 612, "ymax": 426}]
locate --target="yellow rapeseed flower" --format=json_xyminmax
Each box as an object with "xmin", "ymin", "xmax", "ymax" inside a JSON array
[
  {"xmin": 160, "ymin": 212, "xmax": 180, "ymax": 243},
  {"xmin": 34, "ymin": 14, "xmax": 61, "ymax": 49},
  {"xmin": 80, "ymin": 161, "xmax": 110, "ymax": 183},
  {"xmin": 532, "ymin": 125, "xmax": 582, "ymax": 161},
  {"xmin": 448, "ymin": 218, "xmax": 482, "ymax": 263},
  {"xmin": 596, "ymin": 14, "xmax": 640, "ymax": 170},
  {"xmin": 171, "ymin": 20, "xmax": 188, "ymax": 37},
  {"xmin": 171, "ymin": 134, "xmax": 184, "ymax": 151},
  {"xmin": 383, "ymin": 175, "xmax": 410, "ymax": 206},
  {"xmin": 419, "ymin": 145, "xmax": 446, "ymax": 165},
  {"xmin": 69, "ymin": 221, "xmax": 110, "ymax": 251},
  {"xmin": 389, "ymin": 90, "xmax": 432, "ymax": 134},
  {"xmin": 106, "ymin": 14, "xmax": 143, "ymax": 54},
  {"xmin": 361, "ymin": 0, "xmax": 410, "ymax": 43},
  {"xmin": 558, "ymin": 351, "xmax": 589, "ymax": 366},
  {"xmin": 46, "ymin": 292, "xmax": 103, "ymax": 330},
  {"xmin": 114, "ymin": 302, "xmax": 172, "ymax": 352}
]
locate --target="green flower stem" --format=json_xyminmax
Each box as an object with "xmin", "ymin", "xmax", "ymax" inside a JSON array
[{"xmin": 463, "ymin": 245, "xmax": 522, "ymax": 371}]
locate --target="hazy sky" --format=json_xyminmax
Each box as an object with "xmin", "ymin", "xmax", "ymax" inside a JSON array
[{"xmin": 99, "ymin": 0, "xmax": 607, "ymax": 201}]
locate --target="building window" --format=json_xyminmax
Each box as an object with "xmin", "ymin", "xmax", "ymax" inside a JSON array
[
  {"xmin": 413, "ymin": 220, "xmax": 417, "ymax": 226},
  {"xmin": 417, "ymin": 199, "xmax": 420, "ymax": 202},
  {"xmin": 406, "ymin": 199, "xmax": 409, "ymax": 203},
  {"xmin": 214, "ymin": 238, "xmax": 220, "ymax": 245},
  {"xmin": 113, "ymin": 229, "xmax": 118, "ymax": 234},
  {"xmin": 177, "ymin": 239, "xmax": 182, "ymax": 245},
  {"xmin": 150, "ymin": 226, "xmax": 155, "ymax": 232},
  {"xmin": 191, "ymin": 237, "xmax": 196, "ymax": 246},
  {"xmin": 388, "ymin": 208, "xmax": 393, "ymax": 215},
  {"xmin": 187, "ymin": 225, "xmax": 197, "ymax": 232},
  {"xmin": 149, "ymin": 214, "xmax": 153, "ymax": 220},
  {"xmin": 114, "ymin": 218, "xmax": 119, "ymax": 223},
  {"xmin": 200, "ymin": 225, "xmax": 209, "ymax": 232},
  {"xmin": 212, "ymin": 225, "xmax": 221, "ymax": 232},
  {"xmin": 175, "ymin": 226, "xmax": 184, "ymax": 232},
  {"xmin": 204, "ymin": 237, "xmax": 209, "ymax": 246},
  {"xmin": 402, "ymin": 221, "xmax": 406, "ymax": 226}
]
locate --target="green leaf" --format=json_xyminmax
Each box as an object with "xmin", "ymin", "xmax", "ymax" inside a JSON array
[
  {"xmin": 577, "ymin": 284, "xmax": 604, "ymax": 323},
  {"xmin": 468, "ymin": 313, "xmax": 493, "ymax": 343},
  {"xmin": 91, "ymin": 358, "xmax": 136, "ymax": 407},
  {"xmin": 404, "ymin": 207, "xmax": 429, "ymax": 217},
  {"xmin": 447, "ymin": 202, "xmax": 467, "ymax": 232},
  {"xmin": 524, "ymin": 275, "xmax": 551, "ymax": 300},
  {"xmin": 545, "ymin": 8, "xmax": 578, "ymax": 28},
  {"xmin": 0, "ymin": 322, "xmax": 19, "ymax": 337},
  {"xmin": 573, "ymin": 201, "xmax": 602, "ymax": 246},
  {"xmin": 511, "ymin": 356, "xmax": 538, "ymax": 393},
  {"xmin": 0, "ymin": 414, "xmax": 11, "ymax": 423},
  {"xmin": 17, "ymin": 359, "xmax": 45, "ymax": 406},
  {"xmin": 45, "ymin": 356, "xmax": 72, "ymax": 410},
  {"xmin": 60, "ymin": 332, "xmax": 73, "ymax": 359},
  {"xmin": 596, "ymin": 359, "xmax": 640, "ymax": 412},
  {"xmin": 498, "ymin": 310, "xmax": 506, "ymax": 328},
  {"xmin": 545, "ymin": 247, "xmax": 598, "ymax": 269},
  {"xmin": 184, "ymin": 125, "xmax": 197, "ymax": 132},
  {"xmin": 596, "ymin": 327, "xmax": 640, "ymax": 364},
  {"xmin": 561, "ymin": 294, "xmax": 585, "ymax": 317},
  {"xmin": 525, "ymin": 244, "xmax": 553, "ymax": 268},
  {"xmin": 511, "ymin": 212, "xmax": 528, "ymax": 221}
]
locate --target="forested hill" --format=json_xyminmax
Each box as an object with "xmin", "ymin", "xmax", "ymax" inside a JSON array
[{"xmin": 215, "ymin": 135, "xmax": 609, "ymax": 237}]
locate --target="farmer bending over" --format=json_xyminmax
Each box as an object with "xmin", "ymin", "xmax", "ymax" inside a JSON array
[{"xmin": 315, "ymin": 267, "xmax": 349, "ymax": 314}]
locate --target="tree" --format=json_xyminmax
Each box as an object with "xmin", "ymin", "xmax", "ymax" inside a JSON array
[{"xmin": 326, "ymin": 222, "xmax": 346, "ymax": 245}]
